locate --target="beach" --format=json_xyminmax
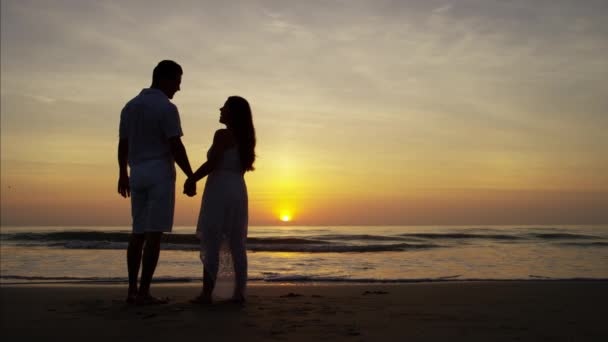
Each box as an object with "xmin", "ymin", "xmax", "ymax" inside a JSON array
[{"xmin": 2, "ymin": 281, "xmax": 607, "ymax": 341}]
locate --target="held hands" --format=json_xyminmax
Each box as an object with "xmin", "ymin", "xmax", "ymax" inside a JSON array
[{"xmin": 183, "ymin": 177, "xmax": 197, "ymax": 197}]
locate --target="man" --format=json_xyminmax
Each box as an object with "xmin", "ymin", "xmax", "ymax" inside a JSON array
[{"xmin": 118, "ymin": 60, "xmax": 195, "ymax": 305}]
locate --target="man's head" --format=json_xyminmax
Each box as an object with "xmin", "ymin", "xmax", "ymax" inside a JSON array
[{"xmin": 151, "ymin": 60, "xmax": 182, "ymax": 99}]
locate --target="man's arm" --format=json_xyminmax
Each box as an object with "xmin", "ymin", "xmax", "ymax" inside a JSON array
[
  {"xmin": 117, "ymin": 139, "xmax": 130, "ymax": 198},
  {"xmin": 169, "ymin": 136, "xmax": 193, "ymax": 177}
]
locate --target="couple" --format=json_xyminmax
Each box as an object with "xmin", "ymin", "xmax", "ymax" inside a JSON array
[{"xmin": 117, "ymin": 60, "xmax": 255, "ymax": 305}]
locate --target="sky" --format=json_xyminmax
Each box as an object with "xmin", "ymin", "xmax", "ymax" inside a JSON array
[{"xmin": 1, "ymin": 0, "xmax": 607, "ymax": 226}]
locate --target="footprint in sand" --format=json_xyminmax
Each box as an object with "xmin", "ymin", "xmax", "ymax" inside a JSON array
[
  {"xmin": 362, "ymin": 290, "xmax": 388, "ymax": 295},
  {"xmin": 280, "ymin": 292, "xmax": 303, "ymax": 298}
]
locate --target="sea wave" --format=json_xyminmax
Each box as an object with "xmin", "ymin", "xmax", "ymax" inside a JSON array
[
  {"xmin": 247, "ymin": 242, "xmax": 439, "ymax": 253},
  {"xmin": 2, "ymin": 230, "xmax": 606, "ymax": 253},
  {"xmin": 313, "ymin": 234, "xmax": 408, "ymax": 242},
  {"xmin": 2, "ymin": 231, "xmax": 134, "ymax": 242},
  {"xmin": 528, "ymin": 233, "xmax": 601, "ymax": 240},
  {"xmin": 397, "ymin": 233, "xmax": 523, "ymax": 240},
  {"xmin": 557, "ymin": 242, "xmax": 608, "ymax": 247},
  {"xmin": 17, "ymin": 241, "xmax": 440, "ymax": 253},
  {"xmin": 2, "ymin": 232, "xmax": 331, "ymax": 246}
]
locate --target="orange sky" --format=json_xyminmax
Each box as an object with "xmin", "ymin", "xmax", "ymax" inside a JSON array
[{"xmin": 1, "ymin": 1, "xmax": 607, "ymax": 226}]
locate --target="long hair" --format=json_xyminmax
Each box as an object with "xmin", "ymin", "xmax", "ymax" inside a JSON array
[{"xmin": 226, "ymin": 96, "xmax": 256, "ymax": 172}]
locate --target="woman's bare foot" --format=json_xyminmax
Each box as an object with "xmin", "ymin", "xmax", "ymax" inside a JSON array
[{"xmin": 230, "ymin": 293, "xmax": 246, "ymax": 306}]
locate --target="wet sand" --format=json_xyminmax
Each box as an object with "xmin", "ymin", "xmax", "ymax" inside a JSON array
[{"xmin": 1, "ymin": 281, "xmax": 607, "ymax": 341}]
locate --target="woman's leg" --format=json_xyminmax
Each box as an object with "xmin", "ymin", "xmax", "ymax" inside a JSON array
[
  {"xmin": 199, "ymin": 237, "xmax": 220, "ymax": 301},
  {"xmin": 230, "ymin": 227, "xmax": 248, "ymax": 301}
]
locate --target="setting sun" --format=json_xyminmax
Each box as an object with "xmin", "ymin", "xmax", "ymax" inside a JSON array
[{"xmin": 279, "ymin": 209, "xmax": 293, "ymax": 222}]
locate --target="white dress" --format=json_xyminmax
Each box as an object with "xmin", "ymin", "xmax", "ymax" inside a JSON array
[{"xmin": 196, "ymin": 147, "xmax": 248, "ymax": 296}]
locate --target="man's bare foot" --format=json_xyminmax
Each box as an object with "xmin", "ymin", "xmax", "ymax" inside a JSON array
[{"xmin": 125, "ymin": 292, "xmax": 138, "ymax": 304}]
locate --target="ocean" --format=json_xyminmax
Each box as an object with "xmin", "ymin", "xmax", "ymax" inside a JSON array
[{"xmin": 1, "ymin": 225, "xmax": 607, "ymax": 284}]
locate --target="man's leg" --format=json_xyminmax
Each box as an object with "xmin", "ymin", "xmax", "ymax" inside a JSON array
[
  {"xmin": 127, "ymin": 233, "xmax": 145, "ymax": 301},
  {"xmin": 136, "ymin": 178, "xmax": 173, "ymax": 304},
  {"xmin": 137, "ymin": 232, "xmax": 163, "ymax": 299}
]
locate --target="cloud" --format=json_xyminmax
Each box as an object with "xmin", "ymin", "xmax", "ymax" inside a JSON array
[
  {"xmin": 432, "ymin": 4, "xmax": 452, "ymax": 14},
  {"xmin": 1, "ymin": 0, "xmax": 607, "ymax": 224}
]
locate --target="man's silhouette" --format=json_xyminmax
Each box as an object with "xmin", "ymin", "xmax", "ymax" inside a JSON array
[{"xmin": 117, "ymin": 60, "xmax": 194, "ymax": 304}]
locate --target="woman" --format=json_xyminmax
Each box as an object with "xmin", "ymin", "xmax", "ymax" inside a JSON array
[{"xmin": 185, "ymin": 96, "xmax": 255, "ymax": 304}]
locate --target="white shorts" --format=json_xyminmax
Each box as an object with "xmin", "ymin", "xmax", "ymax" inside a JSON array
[{"xmin": 129, "ymin": 160, "xmax": 176, "ymax": 234}]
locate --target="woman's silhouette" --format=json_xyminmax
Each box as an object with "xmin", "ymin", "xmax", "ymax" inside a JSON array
[{"xmin": 185, "ymin": 96, "xmax": 255, "ymax": 304}]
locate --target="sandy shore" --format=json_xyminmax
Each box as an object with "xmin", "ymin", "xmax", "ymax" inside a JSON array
[{"xmin": 1, "ymin": 281, "xmax": 607, "ymax": 341}]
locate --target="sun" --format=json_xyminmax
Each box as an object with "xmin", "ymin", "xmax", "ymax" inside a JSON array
[{"xmin": 279, "ymin": 209, "xmax": 293, "ymax": 223}]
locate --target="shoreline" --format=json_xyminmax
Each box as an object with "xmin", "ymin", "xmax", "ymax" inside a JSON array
[
  {"xmin": 3, "ymin": 277, "xmax": 608, "ymax": 286},
  {"xmin": 2, "ymin": 281, "xmax": 607, "ymax": 341}
]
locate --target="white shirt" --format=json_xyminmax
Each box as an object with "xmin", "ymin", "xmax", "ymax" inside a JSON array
[
  {"xmin": 119, "ymin": 88, "xmax": 183, "ymax": 167},
  {"xmin": 119, "ymin": 88, "xmax": 183, "ymax": 183}
]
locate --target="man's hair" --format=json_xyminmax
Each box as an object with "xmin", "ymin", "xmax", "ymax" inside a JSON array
[{"xmin": 152, "ymin": 60, "xmax": 182, "ymax": 83}]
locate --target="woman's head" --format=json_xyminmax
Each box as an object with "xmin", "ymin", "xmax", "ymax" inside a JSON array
[{"xmin": 221, "ymin": 96, "xmax": 256, "ymax": 172}]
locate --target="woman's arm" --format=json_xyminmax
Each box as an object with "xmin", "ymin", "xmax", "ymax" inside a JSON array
[
  {"xmin": 190, "ymin": 161, "xmax": 212, "ymax": 183},
  {"xmin": 189, "ymin": 129, "xmax": 233, "ymax": 183}
]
